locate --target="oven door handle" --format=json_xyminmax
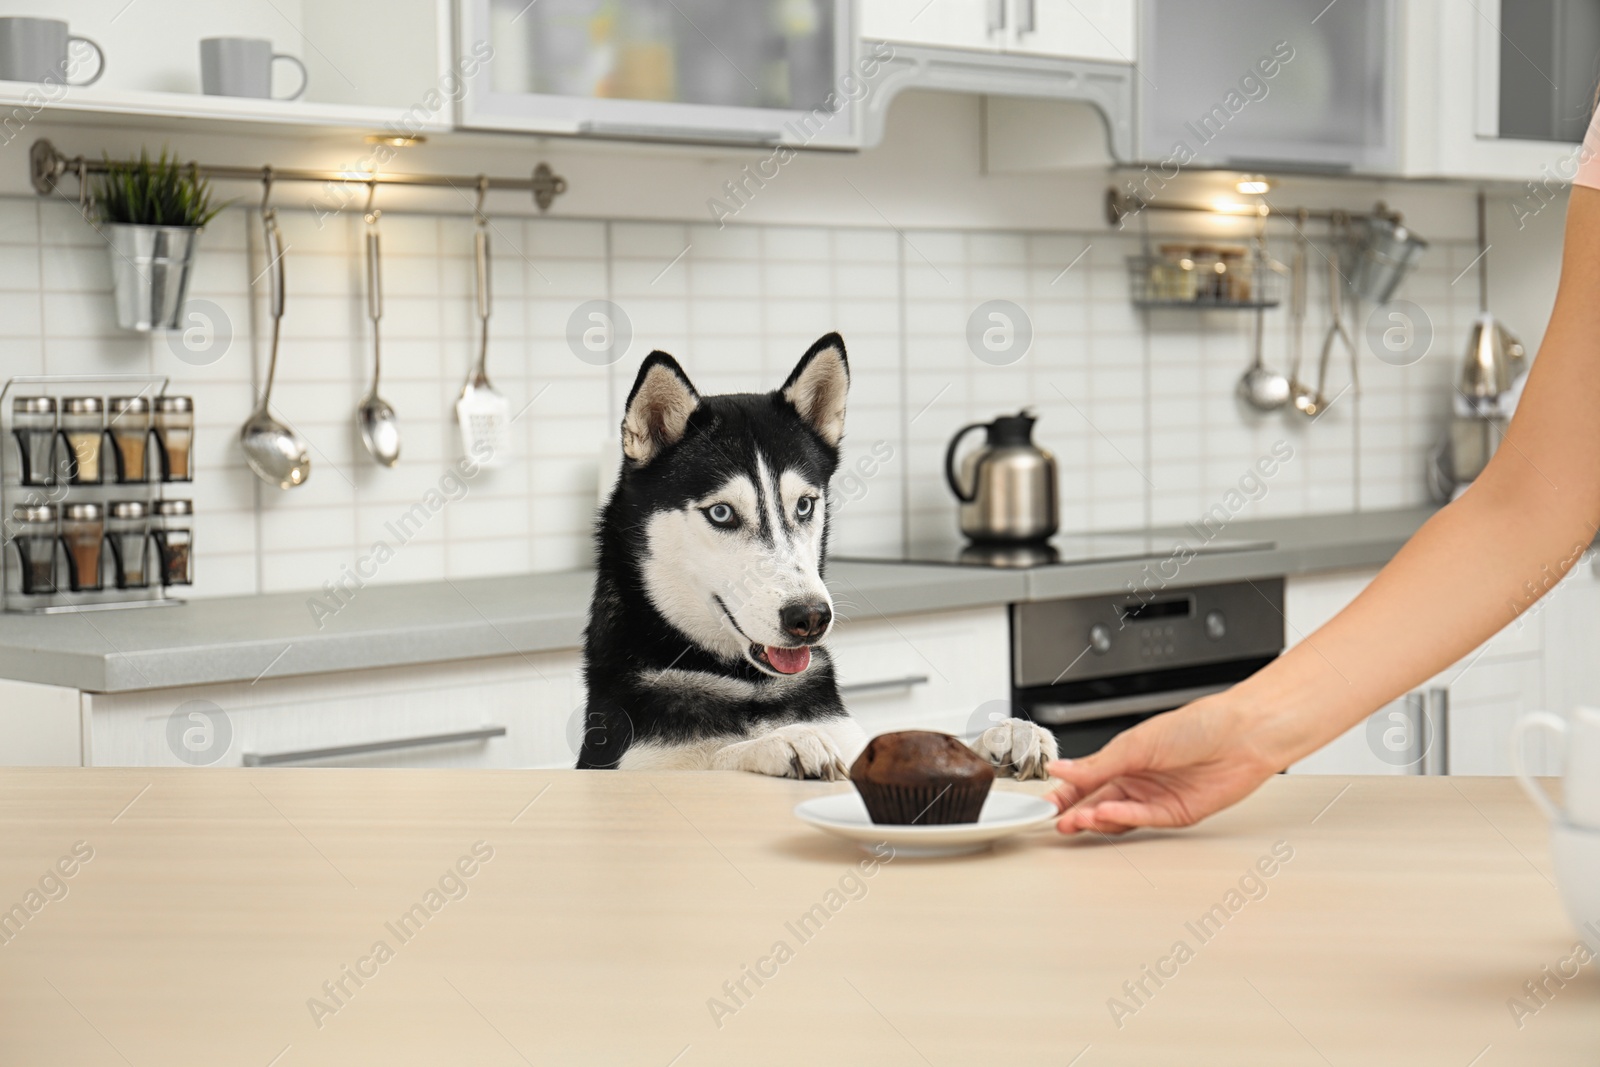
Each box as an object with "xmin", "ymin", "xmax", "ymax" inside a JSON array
[{"xmin": 1029, "ymin": 683, "xmax": 1231, "ymax": 725}]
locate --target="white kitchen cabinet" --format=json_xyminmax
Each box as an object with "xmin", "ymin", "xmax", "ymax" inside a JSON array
[
  {"xmin": 1443, "ymin": 656, "xmax": 1545, "ymax": 775},
  {"xmin": 827, "ymin": 604, "xmax": 1009, "ymax": 737},
  {"xmin": 0, "ymin": 678, "xmax": 83, "ymax": 766},
  {"xmin": 860, "ymin": 0, "xmax": 1004, "ymax": 52},
  {"xmin": 1284, "ymin": 564, "xmax": 1560, "ymax": 776},
  {"xmin": 1137, "ymin": 0, "xmax": 1396, "ymax": 172},
  {"xmin": 1398, "ymin": 0, "xmax": 1595, "ymax": 181},
  {"xmin": 1008, "ymin": 0, "xmax": 1136, "ymax": 63},
  {"xmin": 1541, "ymin": 559, "xmax": 1600, "ymax": 713},
  {"xmin": 85, "ymin": 650, "xmax": 586, "ymax": 770},
  {"xmin": 458, "ymin": 0, "xmax": 861, "ymax": 147},
  {"xmin": 860, "ymin": 0, "xmax": 1135, "ymax": 63}
]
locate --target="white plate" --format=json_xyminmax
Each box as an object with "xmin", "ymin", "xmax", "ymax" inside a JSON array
[{"xmin": 794, "ymin": 790, "xmax": 1059, "ymax": 857}]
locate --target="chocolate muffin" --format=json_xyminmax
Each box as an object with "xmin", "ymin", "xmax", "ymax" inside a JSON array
[{"xmin": 849, "ymin": 730, "xmax": 996, "ymax": 825}]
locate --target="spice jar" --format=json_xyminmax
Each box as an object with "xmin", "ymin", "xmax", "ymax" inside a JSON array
[
  {"xmin": 12, "ymin": 396, "xmax": 57, "ymax": 486},
  {"xmin": 61, "ymin": 502, "xmax": 105, "ymax": 592},
  {"xmin": 154, "ymin": 396, "xmax": 194, "ymax": 483},
  {"xmin": 60, "ymin": 396, "xmax": 105, "ymax": 485},
  {"xmin": 107, "ymin": 500, "xmax": 152, "ymax": 590},
  {"xmin": 11, "ymin": 504, "xmax": 58, "ymax": 595},
  {"xmin": 153, "ymin": 498, "xmax": 193, "ymax": 587},
  {"xmin": 1219, "ymin": 247, "xmax": 1251, "ymax": 303},
  {"xmin": 108, "ymin": 396, "xmax": 152, "ymax": 484}
]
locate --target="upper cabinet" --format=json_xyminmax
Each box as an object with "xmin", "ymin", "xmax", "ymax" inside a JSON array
[
  {"xmin": 456, "ymin": 0, "xmax": 861, "ymax": 147},
  {"xmin": 860, "ymin": 0, "xmax": 1136, "ymax": 64},
  {"xmin": 1137, "ymin": 0, "xmax": 1396, "ymax": 172},
  {"xmin": 1008, "ymin": 1, "xmax": 1136, "ymax": 64},
  {"xmin": 1400, "ymin": 0, "xmax": 1599, "ymax": 181}
]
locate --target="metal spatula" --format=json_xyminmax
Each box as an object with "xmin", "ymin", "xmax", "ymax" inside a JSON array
[{"xmin": 456, "ymin": 189, "xmax": 509, "ymax": 468}]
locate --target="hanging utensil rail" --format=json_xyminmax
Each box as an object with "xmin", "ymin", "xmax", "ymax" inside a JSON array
[
  {"xmin": 29, "ymin": 138, "xmax": 569, "ymax": 212},
  {"xmin": 1105, "ymin": 188, "xmax": 1402, "ymax": 229}
]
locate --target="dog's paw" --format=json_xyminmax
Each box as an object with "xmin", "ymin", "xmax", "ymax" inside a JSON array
[
  {"xmin": 711, "ymin": 723, "xmax": 851, "ymax": 781},
  {"xmin": 968, "ymin": 718, "xmax": 1058, "ymax": 780}
]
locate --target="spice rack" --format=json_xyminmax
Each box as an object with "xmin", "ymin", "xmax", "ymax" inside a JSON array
[
  {"xmin": 1, "ymin": 375, "xmax": 193, "ymax": 614},
  {"xmin": 1126, "ymin": 246, "xmax": 1284, "ymax": 310}
]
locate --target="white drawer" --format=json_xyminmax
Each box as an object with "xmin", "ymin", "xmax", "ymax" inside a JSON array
[
  {"xmin": 827, "ymin": 605, "xmax": 1009, "ymax": 737},
  {"xmin": 85, "ymin": 650, "xmax": 585, "ymax": 770}
]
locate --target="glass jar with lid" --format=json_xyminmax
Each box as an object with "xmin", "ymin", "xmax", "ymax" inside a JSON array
[
  {"xmin": 108, "ymin": 396, "xmax": 152, "ymax": 484},
  {"xmin": 61, "ymin": 501, "xmax": 105, "ymax": 592},
  {"xmin": 10, "ymin": 503, "xmax": 58, "ymax": 595},
  {"xmin": 154, "ymin": 396, "xmax": 194, "ymax": 482},
  {"xmin": 153, "ymin": 498, "xmax": 193, "ymax": 587},
  {"xmin": 12, "ymin": 396, "xmax": 57, "ymax": 486},
  {"xmin": 61, "ymin": 397, "xmax": 105, "ymax": 485},
  {"xmin": 107, "ymin": 500, "xmax": 152, "ymax": 589}
]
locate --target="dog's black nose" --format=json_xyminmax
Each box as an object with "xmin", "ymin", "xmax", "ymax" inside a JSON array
[{"xmin": 780, "ymin": 601, "xmax": 832, "ymax": 641}]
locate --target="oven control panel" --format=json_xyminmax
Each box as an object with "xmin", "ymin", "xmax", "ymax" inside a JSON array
[{"xmin": 1012, "ymin": 579, "xmax": 1284, "ymax": 688}]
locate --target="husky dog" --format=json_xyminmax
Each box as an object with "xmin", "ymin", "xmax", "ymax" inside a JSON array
[{"xmin": 578, "ymin": 332, "xmax": 1058, "ymax": 780}]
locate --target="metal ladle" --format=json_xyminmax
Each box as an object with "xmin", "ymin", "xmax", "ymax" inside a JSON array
[
  {"xmin": 1236, "ymin": 233, "xmax": 1289, "ymax": 411},
  {"xmin": 1237, "ymin": 304, "xmax": 1290, "ymax": 410},
  {"xmin": 357, "ymin": 181, "xmax": 401, "ymax": 466},
  {"xmin": 240, "ymin": 170, "xmax": 311, "ymax": 489}
]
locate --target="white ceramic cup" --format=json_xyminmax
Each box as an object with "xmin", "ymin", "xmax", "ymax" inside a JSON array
[
  {"xmin": 199, "ymin": 37, "xmax": 306, "ymax": 100},
  {"xmin": 0, "ymin": 17, "xmax": 104, "ymax": 86},
  {"xmin": 1511, "ymin": 707, "xmax": 1600, "ymax": 830}
]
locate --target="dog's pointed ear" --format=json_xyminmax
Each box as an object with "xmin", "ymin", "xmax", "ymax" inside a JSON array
[
  {"xmin": 781, "ymin": 333, "xmax": 850, "ymax": 447},
  {"xmin": 622, "ymin": 352, "xmax": 700, "ymax": 465}
]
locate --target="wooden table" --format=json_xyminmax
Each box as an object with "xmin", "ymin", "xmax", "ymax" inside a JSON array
[{"xmin": 0, "ymin": 769, "xmax": 1593, "ymax": 1065}]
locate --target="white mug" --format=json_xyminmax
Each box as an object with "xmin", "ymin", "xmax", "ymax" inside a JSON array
[
  {"xmin": 199, "ymin": 38, "xmax": 306, "ymax": 101},
  {"xmin": 1512, "ymin": 707, "xmax": 1600, "ymax": 829},
  {"xmin": 0, "ymin": 17, "xmax": 104, "ymax": 86}
]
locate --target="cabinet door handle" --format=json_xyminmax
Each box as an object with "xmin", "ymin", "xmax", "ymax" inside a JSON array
[
  {"xmin": 578, "ymin": 121, "xmax": 782, "ymax": 146},
  {"xmin": 987, "ymin": 0, "xmax": 1007, "ymax": 33},
  {"xmin": 838, "ymin": 674, "xmax": 931, "ymax": 696},
  {"xmin": 1015, "ymin": 0, "xmax": 1036, "ymax": 34},
  {"xmin": 1422, "ymin": 687, "xmax": 1449, "ymax": 776},
  {"xmin": 242, "ymin": 726, "xmax": 507, "ymax": 767}
]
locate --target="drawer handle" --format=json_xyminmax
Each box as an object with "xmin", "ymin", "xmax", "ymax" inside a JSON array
[
  {"xmin": 242, "ymin": 726, "xmax": 507, "ymax": 767},
  {"xmin": 839, "ymin": 674, "xmax": 931, "ymax": 697}
]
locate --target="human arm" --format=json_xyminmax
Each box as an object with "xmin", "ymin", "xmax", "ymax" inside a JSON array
[{"xmin": 1048, "ymin": 187, "xmax": 1600, "ymax": 833}]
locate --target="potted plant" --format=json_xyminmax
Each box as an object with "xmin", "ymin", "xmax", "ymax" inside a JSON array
[{"xmin": 94, "ymin": 148, "xmax": 226, "ymax": 332}]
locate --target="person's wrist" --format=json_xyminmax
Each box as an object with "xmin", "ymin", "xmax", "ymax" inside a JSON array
[{"xmin": 1209, "ymin": 676, "xmax": 1320, "ymax": 773}]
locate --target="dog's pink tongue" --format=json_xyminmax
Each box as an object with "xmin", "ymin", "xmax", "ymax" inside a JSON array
[{"xmin": 764, "ymin": 645, "xmax": 811, "ymax": 674}]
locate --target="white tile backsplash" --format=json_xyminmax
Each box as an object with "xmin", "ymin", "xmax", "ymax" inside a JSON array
[{"xmin": 0, "ymin": 195, "xmax": 1478, "ymax": 601}]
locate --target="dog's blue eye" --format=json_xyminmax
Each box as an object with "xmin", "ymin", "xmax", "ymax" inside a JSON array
[
  {"xmin": 705, "ymin": 503, "xmax": 738, "ymax": 528},
  {"xmin": 796, "ymin": 497, "xmax": 814, "ymax": 519}
]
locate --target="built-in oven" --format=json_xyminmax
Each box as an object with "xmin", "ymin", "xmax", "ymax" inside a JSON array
[{"xmin": 1011, "ymin": 579, "xmax": 1284, "ymax": 758}]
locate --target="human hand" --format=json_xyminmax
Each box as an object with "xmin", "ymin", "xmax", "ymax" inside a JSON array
[{"xmin": 1045, "ymin": 694, "xmax": 1287, "ymax": 834}]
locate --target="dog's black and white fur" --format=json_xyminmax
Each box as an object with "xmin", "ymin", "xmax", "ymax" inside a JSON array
[{"xmin": 577, "ymin": 333, "xmax": 1057, "ymax": 780}]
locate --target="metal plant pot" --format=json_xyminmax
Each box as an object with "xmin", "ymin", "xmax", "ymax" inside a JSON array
[{"xmin": 104, "ymin": 223, "xmax": 200, "ymax": 332}]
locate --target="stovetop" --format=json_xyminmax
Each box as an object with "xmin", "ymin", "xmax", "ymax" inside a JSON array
[{"xmin": 837, "ymin": 531, "xmax": 1275, "ymax": 570}]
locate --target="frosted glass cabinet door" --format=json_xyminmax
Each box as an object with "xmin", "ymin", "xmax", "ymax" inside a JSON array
[
  {"xmin": 458, "ymin": 0, "xmax": 861, "ymax": 146},
  {"xmin": 1138, "ymin": 0, "xmax": 1396, "ymax": 171}
]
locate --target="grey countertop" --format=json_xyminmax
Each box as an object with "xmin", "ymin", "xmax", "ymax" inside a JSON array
[{"xmin": 0, "ymin": 507, "xmax": 1437, "ymax": 694}]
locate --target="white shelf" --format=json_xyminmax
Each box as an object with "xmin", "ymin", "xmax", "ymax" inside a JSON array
[{"xmin": 0, "ymin": 81, "xmax": 452, "ymax": 136}]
